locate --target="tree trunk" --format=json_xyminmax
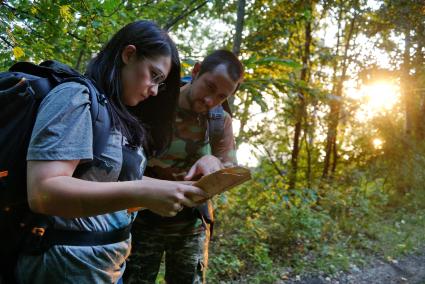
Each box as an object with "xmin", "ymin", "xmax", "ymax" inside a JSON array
[
  {"xmin": 74, "ymin": 47, "xmax": 85, "ymax": 72},
  {"xmin": 232, "ymin": 0, "xmax": 245, "ymax": 56},
  {"xmin": 323, "ymin": 4, "xmax": 357, "ymax": 178},
  {"xmin": 289, "ymin": 15, "xmax": 312, "ymax": 189},
  {"xmin": 303, "ymin": 129, "xmax": 312, "ymax": 188},
  {"xmin": 229, "ymin": 0, "xmax": 246, "ymax": 112},
  {"xmin": 414, "ymin": 24, "xmax": 424, "ymax": 139},
  {"xmin": 322, "ymin": 2, "xmax": 343, "ymax": 178},
  {"xmin": 403, "ymin": 31, "xmax": 413, "ymax": 137}
]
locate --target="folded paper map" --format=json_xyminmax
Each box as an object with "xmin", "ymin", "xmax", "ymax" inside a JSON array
[
  {"xmin": 192, "ymin": 166, "xmax": 251, "ymax": 201},
  {"xmin": 128, "ymin": 166, "xmax": 251, "ymax": 213}
]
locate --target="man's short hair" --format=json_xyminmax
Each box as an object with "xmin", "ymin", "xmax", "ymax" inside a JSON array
[{"xmin": 198, "ymin": 50, "xmax": 244, "ymax": 82}]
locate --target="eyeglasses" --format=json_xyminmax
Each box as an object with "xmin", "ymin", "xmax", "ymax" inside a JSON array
[
  {"xmin": 143, "ymin": 58, "xmax": 166, "ymax": 89},
  {"xmin": 148, "ymin": 66, "xmax": 165, "ymax": 86}
]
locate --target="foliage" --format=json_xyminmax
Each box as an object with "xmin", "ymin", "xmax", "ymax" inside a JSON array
[
  {"xmin": 0, "ymin": 0, "xmax": 211, "ymax": 71},
  {"xmin": 208, "ymin": 157, "xmax": 425, "ymax": 281}
]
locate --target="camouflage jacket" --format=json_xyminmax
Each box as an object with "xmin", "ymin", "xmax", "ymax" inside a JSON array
[
  {"xmin": 136, "ymin": 104, "xmax": 236, "ymax": 234},
  {"xmin": 147, "ymin": 106, "xmax": 236, "ymax": 180}
]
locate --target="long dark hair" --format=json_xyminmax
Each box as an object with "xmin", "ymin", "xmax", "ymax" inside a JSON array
[{"xmin": 86, "ymin": 20, "xmax": 180, "ymax": 156}]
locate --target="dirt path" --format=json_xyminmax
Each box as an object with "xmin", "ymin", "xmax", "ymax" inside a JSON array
[{"xmin": 279, "ymin": 250, "xmax": 425, "ymax": 284}]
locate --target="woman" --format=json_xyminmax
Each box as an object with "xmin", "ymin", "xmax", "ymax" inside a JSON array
[{"xmin": 15, "ymin": 20, "xmax": 206, "ymax": 284}]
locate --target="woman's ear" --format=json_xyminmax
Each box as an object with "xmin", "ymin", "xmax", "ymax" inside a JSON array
[{"xmin": 121, "ymin": 45, "xmax": 137, "ymax": 64}]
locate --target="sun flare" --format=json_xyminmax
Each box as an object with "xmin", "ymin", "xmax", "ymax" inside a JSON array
[
  {"xmin": 362, "ymin": 81, "xmax": 400, "ymax": 111},
  {"xmin": 347, "ymin": 80, "xmax": 400, "ymax": 121},
  {"xmin": 373, "ymin": 138, "xmax": 383, "ymax": 149}
]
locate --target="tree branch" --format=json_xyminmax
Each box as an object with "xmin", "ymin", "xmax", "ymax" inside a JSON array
[
  {"xmin": 2, "ymin": 2, "xmax": 85, "ymax": 43},
  {"xmin": 263, "ymin": 146, "xmax": 286, "ymax": 178},
  {"xmin": 164, "ymin": 0, "xmax": 208, "ymax": 31},
  {"xmin": 0, "ymin": 35, "xmax": 14, "ymax": 48}
]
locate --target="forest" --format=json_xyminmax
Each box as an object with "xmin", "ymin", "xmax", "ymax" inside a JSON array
[{"xmin": 1, "ymin": 0, "xmax": 425, "ymax": 283}]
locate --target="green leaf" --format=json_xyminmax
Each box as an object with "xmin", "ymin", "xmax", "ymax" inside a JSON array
[
  {"xmin": 256, "ymin": 57, "xmax": 302, "ymax": 69},
  {"xmin": 92, "ymin": 20, "xmax": 101, "ymax": 29},
  {"xmin": 104, "ymin": 0, "xmax": 119, "ymax": 13},
  {"xmin": 253, "ymin": 93, "xmax": 268, "ymax": 112}
]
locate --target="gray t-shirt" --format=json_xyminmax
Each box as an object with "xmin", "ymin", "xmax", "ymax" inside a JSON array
[{"xmin": 16, "ymin": 82, "xmax": 146, "ymax": 284}]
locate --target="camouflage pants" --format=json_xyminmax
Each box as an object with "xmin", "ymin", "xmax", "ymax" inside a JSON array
[{"xmin": 125, "ymin": 226, "xmax": 210, "ymax": 284}]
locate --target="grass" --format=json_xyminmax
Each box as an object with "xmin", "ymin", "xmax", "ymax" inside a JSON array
[
  {"xmin": 367, "ymin": 208, "xmax": 425, "ymax": 258},
  {"xmin": 208, "ymin": 193, "xmax": 425, "ymax": 283}
]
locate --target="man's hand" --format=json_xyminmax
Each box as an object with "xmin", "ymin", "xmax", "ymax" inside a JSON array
[{"xmin": 184, "ymin": 155, "xmax": 224, "ymax": 181}]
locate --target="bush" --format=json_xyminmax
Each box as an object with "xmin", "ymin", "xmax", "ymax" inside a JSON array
[{"xmin": 208, "ymin": 162, "xmax": 402, "ymax": 281}]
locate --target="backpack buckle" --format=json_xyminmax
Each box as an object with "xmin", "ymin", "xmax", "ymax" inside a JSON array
[
  {"xmin": 97, "ymin": 93, "xmax": 108, "ymax": 105},
  {"xmin": 24, "ymin": 226, "xmax": 50, "ymax": 255},
  {"xmin": 31, "ymin": 227, "xmax": 46, "ymax": 237},
  {"xmin": 208, "ymin": 113, "xmax": 223, "ymax": 120}
]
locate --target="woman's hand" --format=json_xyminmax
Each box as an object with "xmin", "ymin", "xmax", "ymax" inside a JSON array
[{"xmin": 136, "ymin": 179, "xmax": 208, "ymax": 217}]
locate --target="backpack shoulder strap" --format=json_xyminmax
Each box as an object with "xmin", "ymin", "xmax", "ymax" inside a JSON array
[
  {"xmin": 40, "ymin": 61, "xmax": 111, "ymax": 159},
  {"xmin": 62, "ymin": 77, "xmax": 111, "ymax": 159},
  {"xmin": 64, "ymin": 77, "xmax": 111, "ymax": 178},
  {"xmin": 207, "ymin": 105, "xmax": 225, "ymax": 147},
  {"xmin": 9, "ymin": 61, "xmax": 110, "ymax": 159},
  {"xmin": 11, "ymin": 61, "xmax": 111, "ymax": 168}
]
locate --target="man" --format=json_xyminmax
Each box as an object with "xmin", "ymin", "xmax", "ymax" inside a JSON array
[{"xmin": 125, "ymin": 50, "xmax": 244, "ymax": 284}]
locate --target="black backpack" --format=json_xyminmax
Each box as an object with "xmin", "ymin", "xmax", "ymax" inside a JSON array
[{"xmin": 0, "ymin": 61, "xmax": 110, "ymax": 282}]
